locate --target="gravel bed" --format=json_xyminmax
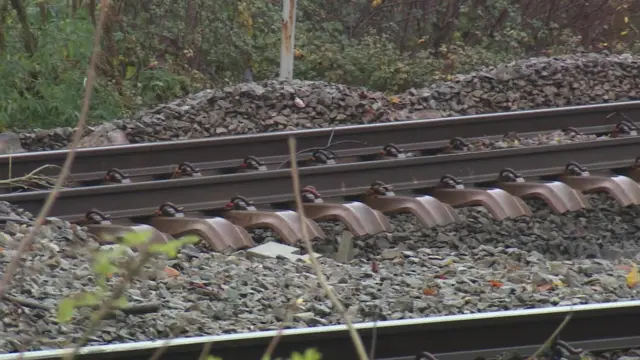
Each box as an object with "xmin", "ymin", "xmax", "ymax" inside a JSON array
[
  {"xmin": 452, "ymin": 129, "xmax": 609, "ymax": 152},
  {"xmin": 12, "ymin": 52, "xmax": 640, "ymax": 152},
  {"xmin": 1, "ymin": 194, "xmax": 640, "ymax": 353}
]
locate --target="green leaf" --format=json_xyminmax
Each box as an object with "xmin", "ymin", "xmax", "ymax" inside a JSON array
[
  {"xmin": 148, "ymin": 235, "xmax": 199, "ymax": 258},
  {"xmin": 74, "ymin": 291, "xmax": 101, "ymax": 307},
  {"xmin": 57, "ymin": 298, "xmax": 76, "ymax": 323},
  {"xmin": 114, "ymin": 296, "xmax": 129, "ymax": 308},
  {"xmin": 92, "ymin": 250, "xmax": 119, "ymax": 276},
  {"xmin": 120, "ymin": 230, "xmax": 153, "ymax": 247},
  {"xmin": 125, "ymin": 65, "xmax": 137, "ymax": 80}
]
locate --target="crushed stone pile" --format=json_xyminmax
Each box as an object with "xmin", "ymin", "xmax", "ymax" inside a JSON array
[{"xmin": 10, "ymin": 52, "xmax": 640, "ymax": 152}]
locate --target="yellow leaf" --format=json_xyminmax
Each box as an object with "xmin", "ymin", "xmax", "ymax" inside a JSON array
[
  {"xmin": 372, "ymin": 0, "xmax": 382, "ymax": 8},
  {"xmin": 627, "ymin": 264, "xmax": 639, "ymax": 288},
  {"xmin": 621, "ymin": 30, "xmax": 629, "ymax": 36},
  {"xmin": 125, "ymin": 65, "xmax": 137, "ymax": 80},
  {"xmin": 389, "ymin": 96, "xmax": 400, "ymax": 104},
  {"xmin": 625, "ymin": 16, "xmax": 629, "ymax": 24}
]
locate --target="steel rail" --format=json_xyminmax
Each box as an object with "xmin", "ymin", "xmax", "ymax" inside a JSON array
[
  {"xmin": 0, "ymin": 136, "xmax": 637, "ymax": 221},
  {"xmin": 1, "ymin": 101, "xmax": 639, "ymax": 180},
  {"xmin": 1, "ymin": 301, "xmax": 639, "ymax": 360},
  {"xmin": 30, "ymin": 124, "xmax": 625, "ymax": 185}
]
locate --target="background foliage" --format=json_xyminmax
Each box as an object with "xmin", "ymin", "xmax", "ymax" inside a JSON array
[{"xmin": 1, "ymin": 0, "xmax": 639, "ymax": 129}]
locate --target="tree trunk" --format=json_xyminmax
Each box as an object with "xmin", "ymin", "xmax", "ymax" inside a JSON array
[
  {"xmin": 38, "ymin": 0, "xmax": 48, "ymax": 24},
  {"xmin": 9, "ymin": 0, "xmax": 36, "ymax": 55},
  {"xmin": 0, "ymin": 0, "xmax": 8, "ymax": 54},
  {"xmin": 88, "ymin": 0, "xmax": 96, "ymax": 26},
  {"xmin": 102, "ymin": 0, "xmax": 123, "ymax": 90}
]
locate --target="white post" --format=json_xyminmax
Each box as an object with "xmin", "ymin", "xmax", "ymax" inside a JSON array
[{"xmin": 279, "ymin": 0, "xmax": 297, "ymax": 80}]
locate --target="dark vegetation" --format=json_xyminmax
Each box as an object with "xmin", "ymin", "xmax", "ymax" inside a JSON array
[{"xmin": 1, "ymin": 0, "xmax": 639, "ymax": 129}]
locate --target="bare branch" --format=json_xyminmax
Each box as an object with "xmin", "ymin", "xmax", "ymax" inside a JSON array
[{"xmin": 287, "ymin": 136, "xmax": 370, "ymax": 360}]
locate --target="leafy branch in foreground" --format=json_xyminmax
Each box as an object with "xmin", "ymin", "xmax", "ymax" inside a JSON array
[
  {"xmin": 204, "ymin": 347, "xmax": 322, "ymax": 360},
  {"xmin": 56, "ymin": 229, "xmax": 198, "ymax": 324}
]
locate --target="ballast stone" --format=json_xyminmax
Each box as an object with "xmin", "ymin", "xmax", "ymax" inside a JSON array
[{"xmin": 246, "ymin": 241, "xmax": 322, "ymax": 263}]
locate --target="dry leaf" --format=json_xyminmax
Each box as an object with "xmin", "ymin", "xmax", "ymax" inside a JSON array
[
  {"xmin": 488, "ymin": 280, "xmax": 504, "ymax": 288},
  {"xmin": 627, "ymin": 264, "xmax": 639, "ymax": 288},
  {"xmin": 371, "ymin": 0, "xmax": 382, "ymax": 8},
  {"xmin": 537, "ymin": 284, "xmax": 552, "ymax": 292},
  {"xmin": 616, "ymin": 265, "xmax": 632, "ymax": 272},
  {"xmin": 190, "ymin": 282, "xmax": 206, "ymax": 289},
  {"xmin": 371, "ymin": 261, "xmax": 379, "ymax": 273},
  {"xmin": 422, "ymin": 288, "xmax": 438, "ymax": 296},
  {"xmin": 388, "ymin": 96, "xmax": 400, "ymax": 104},
  {"xmin": 164, "ymin": 266, "xmax": 180, "ymax": 278}
]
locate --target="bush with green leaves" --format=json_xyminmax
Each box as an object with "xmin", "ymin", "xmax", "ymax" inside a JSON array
[{"xmin": 1, "ymin": 0, "xmax": 639, "ymax": 130}]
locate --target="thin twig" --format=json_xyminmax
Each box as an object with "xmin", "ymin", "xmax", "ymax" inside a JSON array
[
  {"xmin": 2, "ymin": 294, "xmax": 51, "ymax": 311},
  {"xmin": 528, "ymin": 312, "xmax": 573, "ymax": 360},
  {"xmin": 147, "ymin": 328, "xmax": 181, "ymax": 360},
  {"xmin": 63, "ymin": 251, "xmax": 153, "ymax": 360},
  {"xmin": 287, "ymin": 136, "xmax": 369, "ymax": 360},
  {"xmin": 147, "ymin": 339, "xmax": 171, "ymax": 360},
  {"xmin": 261, "ymin": 321, "xmax": 286, "ymax": 360},
  {"xmin": 369, "ymin": 304, "xmax": 379, "ymax": 360},
  {"xmin": 261, "ymin": 298, "xmax": 298, "ymax": 360},
  {"xmin": 0, "ymin": 0, "xmax": 108, "ymax": 300},
  {"xmin": 0, "ymin": 164, "xmax": 62, "ymax": 184},
  {"xmin": 0, "ymin": 164, "xmax": 63, "ymax": 188},
  {"xmin": 276, "ymin": 128, "xmax": 367, "ymax": 169},
  {"xmin": 197, "ymin": 342, "xmax": 213, "ymax": 360}
]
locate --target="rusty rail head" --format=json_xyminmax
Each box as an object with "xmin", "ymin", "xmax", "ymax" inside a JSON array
[
  {"xmin": 559, "ymin": 161, "xmax": 640, "ymax": 207},
  {"xmin": 299, "ymin": 186, "xmax": 391, "ymax": 237},
  {"xmin": 495, "ymin": 168, "xmax": 590, "ymax": 214},
  {"xmin": 361, "ymin": 181, "xmax": 459, "ymax": 228},
  {"xmin": 222, "ymin": 196, "xmax": 326, "ymax": 245},
  {"xmin": 431, "ymin": 175, "xmax": 533, "ymax": 220},
  {"xmin": 150, "ymin": 202, "xmax": 254, "ymax": 252}
]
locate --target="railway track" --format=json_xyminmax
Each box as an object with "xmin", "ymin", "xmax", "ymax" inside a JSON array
[
  {"xmin": 2, "ymin": 101, "xmax": 640, "ymax": 180},
  {"xmin": 0, "ymin": 102, "xmax": 639, "ymax": 252},
  {"xmin": 0, "ymin": 301, "xmax": 639, "ymax": 360},
  {"xmin": 2, "ymin": 103, "xmax": 640, "ymax": 358}
]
